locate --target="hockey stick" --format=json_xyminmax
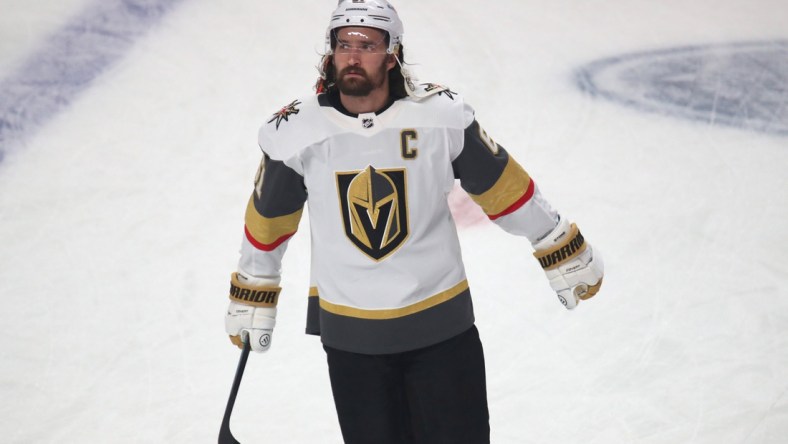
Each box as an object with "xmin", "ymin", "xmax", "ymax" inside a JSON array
[{"xmin": 219, "ymin": 338, "xmax": 251, "ymax": 444}]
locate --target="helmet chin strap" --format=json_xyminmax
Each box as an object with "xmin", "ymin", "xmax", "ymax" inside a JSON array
[
  {"xmin": 394, "ymin": 54, "xmax": 417, "ymax": 97},
  {"xmin": 394, "ymin": 54, "xmax": 448, "ymax": 101}
]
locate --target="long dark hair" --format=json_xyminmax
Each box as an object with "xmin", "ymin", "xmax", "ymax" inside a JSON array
[{"xmin": 315, "ymin": 39, "xmax": 408, "ymax": 100}]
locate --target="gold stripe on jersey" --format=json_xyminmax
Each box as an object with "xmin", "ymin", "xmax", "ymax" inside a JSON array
[
  {"xmin": 319, "ymin": 279, "xmax": 470, "ymax": 320},
  {"xmin": 467, "ymin": 158, "xmax": 532, "ymax": 217},
  {"xmin": 244, "ymin": 194, "xmax": 303, "ymax": 247}
]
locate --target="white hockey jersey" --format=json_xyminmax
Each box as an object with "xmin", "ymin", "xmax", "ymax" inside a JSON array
[{"xmin": 234, "ymin": 85, "xmax": 559, "ymax": 354}]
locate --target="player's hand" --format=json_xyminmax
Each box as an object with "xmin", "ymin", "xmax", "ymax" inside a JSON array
[
  {"xmin": 225, "ymin": 301, "xmax": 277, "ymax": 352},
  {"xmin": 224, "ymin": 271, "xmax": 281, "ymax": 352},
  {"xmin": 533, "ymin": 218, "xmax": 604, "ymax": 309}
]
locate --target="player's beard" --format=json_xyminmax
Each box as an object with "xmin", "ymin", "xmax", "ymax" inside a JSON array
[{"xmin": 336, "ymin": 61, "xmax": 388, "ymax": 97}]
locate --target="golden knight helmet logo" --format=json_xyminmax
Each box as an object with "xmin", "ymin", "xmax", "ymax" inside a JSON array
[{"xmin": 337, "ymin": 165, "xmax": 409, "ymax": 261}]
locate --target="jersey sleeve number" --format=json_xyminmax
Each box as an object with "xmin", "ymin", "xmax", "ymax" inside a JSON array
[
  {"xmin": 478, "ymin": 125, "xmax": 499, "ymax": 155},
  {"xmin": 254, "ymin": 156, "xmax": 266, "ymax": 198}
]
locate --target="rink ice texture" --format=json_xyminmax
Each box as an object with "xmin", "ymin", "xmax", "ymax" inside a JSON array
[{"xmin": 1, "ymin": 0, "xmax": 787, "ymax": 443}]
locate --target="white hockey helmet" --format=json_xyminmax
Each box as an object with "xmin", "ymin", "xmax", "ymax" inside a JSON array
[{"xmin": 325, "ymin": 0, "xmax": 404, "ymax": 55}]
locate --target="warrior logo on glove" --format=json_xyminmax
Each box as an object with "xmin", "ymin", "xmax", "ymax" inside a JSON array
[{"xmin": 336, "ymin": 166, "xmax": 410, "ymax": 261}]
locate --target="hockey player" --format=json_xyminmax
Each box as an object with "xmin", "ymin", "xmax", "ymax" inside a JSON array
[{"xmin": 224, "ymin": 1, "xmax": 604, "ymax": 443}]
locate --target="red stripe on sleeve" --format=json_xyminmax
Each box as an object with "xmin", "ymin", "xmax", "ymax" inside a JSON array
[
  {"xmin": 488, "ymin": 179, "xmax": 535, "ymax": 221},
  {"xmin": 244, "ymin": 225, "xmax": 296, "ymax": 251}
]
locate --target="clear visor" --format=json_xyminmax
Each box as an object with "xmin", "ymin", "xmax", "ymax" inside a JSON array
[{"xmin": 332, "ymin": 28, "xmax": 388, "ymax": 55}]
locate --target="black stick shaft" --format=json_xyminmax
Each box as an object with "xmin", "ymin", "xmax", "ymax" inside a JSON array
[{"xmin": 219, "ymin": 340, "xmax": 251, "ymax": 444}]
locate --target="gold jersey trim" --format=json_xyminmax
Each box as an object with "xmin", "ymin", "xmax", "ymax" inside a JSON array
[
  {"xmin": 316, "ymin": 279, "xmax": 469, "ymax": 320},
  {"xmin": 244, "ymin": 194, "xmax": 304, "ymax": 246},
  {"xmin": 468, "ymin": 157, "xmax": 531, "ymax": 216}
]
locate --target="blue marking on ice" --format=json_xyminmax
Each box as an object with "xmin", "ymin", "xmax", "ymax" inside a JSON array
[
  {"xmin": 0, "ymin": 0, "xmax": 185, "ymax": 162},
  {"xmin": 576, "ymin": 41, "xmax": 788, "ymax": 136}
]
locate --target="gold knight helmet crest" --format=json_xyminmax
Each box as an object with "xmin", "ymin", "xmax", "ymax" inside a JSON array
[
  {"xmin": 348, "ymin": 166, "xmax": 400, "ymax": 249},
  {"xmin": 337, "ymin": 165, "xmax": 409, "ymax": 261}
]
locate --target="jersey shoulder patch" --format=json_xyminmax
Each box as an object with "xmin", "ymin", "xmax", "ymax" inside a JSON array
[
  {"xmin": 395, "ymin": 83, "xmax": 470, "ymax": 130},
  {"xmin": 407, "ymin": 82, "xmax": 458, "ymax": 102},
  {"xmin": 258, "ymin": 95, "xmax": 325, "ymax": 162},
  {"xmin": 421, "ymin": 83, "xmax": 457, "ymax": 100},
  {"xmin": 267, "ymin": 99, "xmax": 302, "ymax": 130}
]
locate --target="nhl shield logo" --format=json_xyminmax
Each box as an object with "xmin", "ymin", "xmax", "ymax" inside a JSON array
[{"xmin": 336, "ymin": 166, "xmax": 409, "ymax": 261}]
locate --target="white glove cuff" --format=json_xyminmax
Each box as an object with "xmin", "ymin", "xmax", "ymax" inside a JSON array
[
  {"xmin": 532, "ymin": 216, "xmax": 572, "ymax": 251},
  {"xmin": 237, "ymin": 269, "xmax": 281, "ymax": 287}
]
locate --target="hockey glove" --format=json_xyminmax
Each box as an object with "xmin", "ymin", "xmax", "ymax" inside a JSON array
[
  {"xmin": 225, "ymin": 271, "xmax": 281, "ymax": 352},
  {"xmin": 532, "ymin": 218, "xmax": 604, "ymax": 309}
]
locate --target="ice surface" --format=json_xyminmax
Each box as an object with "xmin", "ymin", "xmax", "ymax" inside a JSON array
[{"xmin": 1, "ymin": 0, "xmax": 787, "ymax": 443}]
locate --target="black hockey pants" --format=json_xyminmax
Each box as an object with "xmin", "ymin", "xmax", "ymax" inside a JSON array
[{"xmin": 324, "ymin": 325, "xmax": 490, "ymax": 444}]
